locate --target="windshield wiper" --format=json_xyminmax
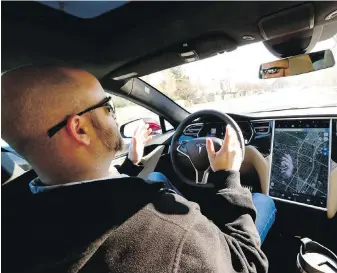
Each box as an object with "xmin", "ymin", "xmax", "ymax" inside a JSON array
[{"xmin": 249, "ymin": 104, "xmax": 337, "ymax": 114}]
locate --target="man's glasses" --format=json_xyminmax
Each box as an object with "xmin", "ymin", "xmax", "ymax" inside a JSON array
[
  {"xmin": 261, "ymin": 67, "xmax": 286, "ymax": 76},
  {"xmin": 47, "ymin": 96, "xmax": 115, "ymax": 137}
]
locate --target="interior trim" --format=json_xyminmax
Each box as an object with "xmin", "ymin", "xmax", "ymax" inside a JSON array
[
  {"xmin": 328, "ymin": 167, "xmax": 337, "ymax": 218},
  {"xmin": 141, "ymin": 145, "xmax": 165, "ymax": 162},
  {"xmin": 251, "ymin": 117, "xmax": 337, "ymax": 122},
  {"xmin": 243, "ymin": 145, "xmax": 269, "ymax": 194},
  {"xmin": 138, "ymin": 145, "xmax": 165, "ymax": 179}
]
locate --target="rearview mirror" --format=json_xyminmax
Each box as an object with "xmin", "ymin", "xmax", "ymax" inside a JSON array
[{"xmin": 259, "ymin": 49, "xmax": 335, "ymax": 79}]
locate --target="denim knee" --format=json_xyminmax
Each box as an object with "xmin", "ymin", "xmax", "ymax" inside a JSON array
[
  {"xmin": 252, "ymin": 193, "xmax": 276, "ymax": 244},
  {"xmin": 147, "ymin": 172, "xmax": 168, "ymax": 183},
  {"xmin": 252, "ymin": 193, "xmax": 276, "ymax": 211}
]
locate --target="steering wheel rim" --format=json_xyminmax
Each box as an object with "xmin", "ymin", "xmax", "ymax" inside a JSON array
[{"xmin": 170, "ymin": 110, "xmax": 245, "ymax": 187}]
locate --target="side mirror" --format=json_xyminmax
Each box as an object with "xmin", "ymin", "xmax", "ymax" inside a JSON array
[{"xmin": 120, "ymin": 118, "xmax": 162, "ymax": 138}]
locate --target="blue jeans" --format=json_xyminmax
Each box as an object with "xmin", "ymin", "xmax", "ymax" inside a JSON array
[{"xmin": 147, "ymin": 172, "xmax": 276, "ymax": 244}]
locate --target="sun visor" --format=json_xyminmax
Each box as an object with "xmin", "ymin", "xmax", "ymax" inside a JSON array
[{"xmin": 109, "ymin": 35, "xmax": 237, "ymax": 80}]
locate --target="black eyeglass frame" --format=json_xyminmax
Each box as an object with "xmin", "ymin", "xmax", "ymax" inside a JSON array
[
  {"xmin": 261, "ymin": 66, "xmax": 288, "ymax": 75},
  {"xmin": 47, "ymin": 96, "xmax": 114, "ymax": 137}
]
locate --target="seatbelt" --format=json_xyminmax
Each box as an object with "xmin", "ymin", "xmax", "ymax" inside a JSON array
[{"xmin": 137, "ymin": 145, "xmax": 165, "ymax": 179}]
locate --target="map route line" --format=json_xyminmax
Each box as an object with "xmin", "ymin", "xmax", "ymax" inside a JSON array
[
  {"xmin": 304, "ymin": 140, "xmax": 324, "ymax": 190},
  {"xmin": 296, "ymin": 133, "xmax": 313, "ymax": 189}
]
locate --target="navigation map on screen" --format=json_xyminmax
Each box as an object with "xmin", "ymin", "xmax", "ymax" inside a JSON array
[{"xmin": 269, "ymin": 120, "xmax": 330, "ymax": 208}]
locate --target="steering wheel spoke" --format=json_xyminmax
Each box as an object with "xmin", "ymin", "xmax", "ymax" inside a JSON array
[
  {"xmin": 177, "ymin": 143, "xmax": 210, "ymax": 184},
  {"xmin": 196, "ymin": 168, "xmax": 210, "ymax": 184},
  {"xmin": 177, "ymin": 142, "xmax": 188, "ymax": 156}
]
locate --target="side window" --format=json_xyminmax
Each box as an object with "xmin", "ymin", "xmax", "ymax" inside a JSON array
[
  {"xmin": 1, "ymin": 139, "xmax": 31, "ymax": 171},
  {"xmin": 1, "ymin": 138, "xmax": 32, "ymax": 184},
  {"xmin": 110, "ymin": 94, "xmax": 172, "ymax": 141}
]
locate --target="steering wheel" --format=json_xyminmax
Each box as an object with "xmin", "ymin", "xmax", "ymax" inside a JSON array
[{"xmin": 170, "ymin": 110, "xmax": 245, "ymax": 187}]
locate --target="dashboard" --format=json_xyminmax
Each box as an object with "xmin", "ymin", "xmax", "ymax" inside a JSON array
[
  {"xmin": 182, "ymin": 119, "xmax": 273, "ymax": 156},
  {"xmin": 179, "ymin": 115, "xmax": 337, "ymax": 215},
  {"xmin": 198, "ymin": 121, "xmax": 254, "ymax": 144}
]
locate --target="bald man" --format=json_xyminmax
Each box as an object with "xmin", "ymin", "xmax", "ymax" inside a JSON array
[
  {"xmin": 2, "ymin": 65, "xmax": 270, "ymax": 273},
  {"xmin": 2, "ymin": 66, "xmax": 141, "ymax": 185}
]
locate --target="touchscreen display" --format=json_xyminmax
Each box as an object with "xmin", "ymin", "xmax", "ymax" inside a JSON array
[{"xmin": 269, "ymin": 119, "xmax": 330, "ymax": 208}]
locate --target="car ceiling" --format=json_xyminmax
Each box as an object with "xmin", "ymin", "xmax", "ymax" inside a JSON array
[{"xmin": 2, "ymin": 1, "xmax": 337, "ymax": 80}]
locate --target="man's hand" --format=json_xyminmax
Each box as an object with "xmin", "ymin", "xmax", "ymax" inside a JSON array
[
  {"xmin": 206, "ymin": 125, "xmax": 242, "ymax": 172},
  {"xmin": 128, "ymin": 122, "xmax": 153, "ymax": 165}
]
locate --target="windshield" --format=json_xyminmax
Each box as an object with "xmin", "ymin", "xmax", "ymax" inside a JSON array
[{"xmin": 141, "ymin": 35, "xmax": 337, "ymax": 116}]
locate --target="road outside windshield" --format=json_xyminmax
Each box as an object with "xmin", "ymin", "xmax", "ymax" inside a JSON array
[{"xmin": 141, "ymin": 35, "xmax": 337, "ymax": 116}]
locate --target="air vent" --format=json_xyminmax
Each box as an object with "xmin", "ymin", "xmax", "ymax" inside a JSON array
[
  {"xmin": 183, "ymin": 123, "xmax": 203, "ymax": 137},
  {"xmin": 251, "ymin": 121, "xmax": 271, "ymax": 135}
]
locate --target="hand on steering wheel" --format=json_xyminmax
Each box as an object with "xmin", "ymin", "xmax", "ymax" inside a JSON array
[
  {"xmin": 206, "ymin": 125, "xmax": 242, "ymax": 172},
  {"xmin": 171, "ymin": 110, "xmax": 245, "ymax": 186}
]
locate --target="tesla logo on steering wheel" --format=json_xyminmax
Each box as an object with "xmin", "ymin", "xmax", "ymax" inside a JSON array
[{"xmin": 196, "ymin": 143, "xmax": 206, "ymax": 154}]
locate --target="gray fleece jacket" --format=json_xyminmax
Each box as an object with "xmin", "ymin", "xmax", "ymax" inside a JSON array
[{"xmin": 3, "ymin": 159, "xmax": 268, "ymax": 273}]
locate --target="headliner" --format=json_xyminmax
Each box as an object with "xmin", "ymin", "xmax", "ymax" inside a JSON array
[{"xmin": 2, "ymin": 1, "xmax": 337, "ymax": 79}]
